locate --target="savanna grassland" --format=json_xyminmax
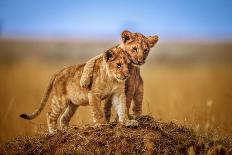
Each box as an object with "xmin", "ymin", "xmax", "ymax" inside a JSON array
[{"xmin": 0, "ymin": 38, "xmax": 232, "ymax": 146}]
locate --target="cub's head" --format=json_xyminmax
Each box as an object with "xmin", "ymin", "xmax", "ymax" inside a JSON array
[
  {"xmin": 121, "ymin": 30, "xmax": 159, "ymax": 65},
  {"xmin": 103, "ymin": 47, "xmax": 131, "ymax": 81}
]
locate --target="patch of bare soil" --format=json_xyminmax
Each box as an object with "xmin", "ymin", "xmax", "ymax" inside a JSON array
[{"xmin": 0, "ymin": 115, "xmax": 231, "ymax": 154}]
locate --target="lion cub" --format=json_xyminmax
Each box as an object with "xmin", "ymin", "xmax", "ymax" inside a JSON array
[
  {"xmin": 20, "ymin": 46, "xmax": 137, "ymax": 134},
  {"xmin": 80, "ymin": 30, "xmax": 159, "ymax": 121}
]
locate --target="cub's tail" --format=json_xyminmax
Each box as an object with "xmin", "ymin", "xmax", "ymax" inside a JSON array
[{"xmin": 20, "ymin": 74, "xmax": 56, "ymax": 120}]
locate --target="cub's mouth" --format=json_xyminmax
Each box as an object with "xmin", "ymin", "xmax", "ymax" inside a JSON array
[
  {"xmin": 131, "ymin": 58, "xmax": 145, "ymax": 66},
  {"xmin": 137, "ymin": 61, "xmax": 145, "ymax": 65},
  {"xmin": 116, "ymin": 76, "xmax": 129, "ymax": 81},
  {"xmin": 132, "ymin": 61, "xmax": 145, "ymax": 66}
]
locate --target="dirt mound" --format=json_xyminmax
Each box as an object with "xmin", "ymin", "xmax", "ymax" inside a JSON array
[{"xmin": 0, "ymin": 115, "xmax": 232, "ymax": 154}]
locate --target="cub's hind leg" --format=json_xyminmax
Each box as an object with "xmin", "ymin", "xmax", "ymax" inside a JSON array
[
  {"xmin": 60, "ymin": 102, "xmax": 78, "ymax": 130},
  {"xmin": 47, "ymin": 96, "xmax": 67, "ymax": 134}
]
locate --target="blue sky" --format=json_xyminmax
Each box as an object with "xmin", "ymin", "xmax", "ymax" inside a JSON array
[{"xmin": 0, "ymin": 0, "xmax": 232, "ymax": 40}]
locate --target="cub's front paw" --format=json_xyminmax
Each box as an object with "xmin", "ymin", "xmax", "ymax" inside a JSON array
[
  {"xmin": 128, "ymin": 114, "xmax": 138, "ymax": 120},
  {"xmin": 123, "ymin": 119, "xmax": 139, "ymax": 127},
  {"xmin": 61, "ymin": 124, "xmax": 69, "ymax": 131},
  {"xmin": 94, "ymin": 123, "xmax": 109, "ymax": 128},
  {"xmin": 94, "ymin": 121, "xmax": 108, "ymax": 128},
  {"xmin": 48, "ymin": 129, "xmax": 58, "ymax": 135},
  {"xmin": 94, "ymin": 118, "xmax": 107, "ymax": 126}
]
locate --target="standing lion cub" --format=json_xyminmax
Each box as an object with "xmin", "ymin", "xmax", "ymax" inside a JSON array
[
  {"xmin": 20, "ymin": 46, "xmax": 138, "ymax": 134},
  {"xmin": 80, "ymin": 30, "xmax": 159, "ymax": 121}
]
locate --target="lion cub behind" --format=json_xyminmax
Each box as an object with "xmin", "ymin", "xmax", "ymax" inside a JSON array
[{"xmin": 20, "ymin": 46, "xmax": 138, "ymax": 134}]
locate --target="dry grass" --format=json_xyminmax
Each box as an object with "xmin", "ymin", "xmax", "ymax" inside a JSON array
[
  {"xmin": 142, "ymin": 63, "xmax": 232, "ymax": 135},
  {"xmin": 0, "ymin": 115, "xmax": 232, "ymax": 155}
]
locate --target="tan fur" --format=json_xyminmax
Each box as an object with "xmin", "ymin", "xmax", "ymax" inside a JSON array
[
  {"xmin": 20, "ymin": 46, "xmax": 138, "ymax": 134},
  {"xmin": 80, "ymin": 30, "xmax": 159, "ymax": 120}
]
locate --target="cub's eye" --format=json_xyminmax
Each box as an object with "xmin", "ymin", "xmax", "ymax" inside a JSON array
[
  {"xmin": 116, "ymin": 63, "xmax": 122, "ymax": 68},
  {"xmin": 132, "ymin": 47, "xmax": 137, "ymax": 52}
]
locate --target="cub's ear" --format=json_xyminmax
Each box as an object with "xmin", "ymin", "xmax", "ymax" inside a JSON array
[
  {"xmin": 104, "ymin": 50, "xmax": 114, "ymax": 61},
  {"xmin": 147, "ymin": 35, "xmax": 159, "ymax": 48},
  {"xmin": 121, "ymin": 30, "xmax": 134, "ymax": 43}
]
